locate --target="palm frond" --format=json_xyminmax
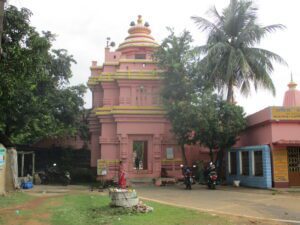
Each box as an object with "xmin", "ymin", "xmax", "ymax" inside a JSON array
[
  {"xmin": 194, "ymin": 45, "xmax": 209, "ymax": 55},
  {"xmin": 192, "ymin": 0, "xmax": 285, "ymax": 101},
  {"xmin": 207, "ymin": 5, "xmax": 224, "ymax": 26},
  {"xmin": 239, "ymin": 80, "xmax": 251, "ymax": 96},
  {"xmin": 263, "ymin": 24, "xmax": 286, "ymax": 33},
  {"xmin": 247, "ymin": 47, "xmax": 288, "ymax": 66},
  {"xmin": 191, "ymin": 16, "xmax": 221, "ymax": 33},
  {"xmin": 244, "ymin": 50, "xmax": 276, "ymax": 96}
]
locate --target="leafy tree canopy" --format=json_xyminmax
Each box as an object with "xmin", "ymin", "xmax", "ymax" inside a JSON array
[
  {"xmin": 192, "ymin": 0, "xmax": 287, "ymax": 102},
  {"xmin": 194, "ymin": 93, "xmax": 246, "ymax": 161},
  {"xmin": 156, "ymin": 29, "xmax": 246, "ymax": 166},
  {"xmin": 155, "ymin": 29, "xmax": 201, "ymax": 164},
  {"xmin": 0, "ymin": 6, "xmax": 87, "ymax": 145}
]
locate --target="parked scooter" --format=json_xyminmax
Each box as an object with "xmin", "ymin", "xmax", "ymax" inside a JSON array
[
  {"xmin": 180, "ymin": 164, "xmax": 196, "ymax": 190},
  {"xmin": 38, "ymin": 163, "xmax": 71, "ymax": 186},
  {"xmin": 205, "ymin": 162, "xmax": 218, "ymax": 189}
]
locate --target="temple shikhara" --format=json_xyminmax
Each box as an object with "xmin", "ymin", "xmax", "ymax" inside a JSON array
[{"xmin": 88, "ymin": 16, "xmax": 206, "ymax": 181}]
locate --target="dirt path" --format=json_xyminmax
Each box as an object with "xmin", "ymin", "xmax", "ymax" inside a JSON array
[{"xmin": 0, "ymin": 194, "xmax": 63, "ymax": 225}]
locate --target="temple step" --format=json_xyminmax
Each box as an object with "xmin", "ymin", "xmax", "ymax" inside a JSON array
[{"xmin": 128, "ymin": 178, "xmax": 154, "ymax": 185}]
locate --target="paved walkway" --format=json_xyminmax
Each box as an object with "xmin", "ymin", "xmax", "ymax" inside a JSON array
[{"xmin": 135, "ymin": 184, "xmax": 300, "ymax": 224}]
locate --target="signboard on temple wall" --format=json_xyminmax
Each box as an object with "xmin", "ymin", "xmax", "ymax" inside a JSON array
[
  {"xmin": 272, "ymin": 148, "xmax": 289, "ymax": 182},
  {"xmin": 0, "ymin": 147, "xmax": 5, "ymax": 170},
  {"xmin": 97, "ymin": 159, "xmax": 108, "ymax": 176},
  {"xmin": 166, "ymin": 147, "xmax": 174, "ymax": 159},
  {"xmin": 271, "ymin": 107, "xmax": 300, "ymax": 120}
]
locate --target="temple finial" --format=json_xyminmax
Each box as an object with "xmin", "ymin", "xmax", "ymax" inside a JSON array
[
  {"xmin": 288, "ymin": 72, "xmax": 297, "ymax": 90},
  {"xmin": 137, "ymin": 15, "xmax": 143, "ymax": 24}
]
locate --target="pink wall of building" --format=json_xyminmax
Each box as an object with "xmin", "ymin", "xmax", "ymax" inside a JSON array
[
  {"xmin": 236, "ymin": 106, "xmax": 300, "ymax": 147},
  {"xmin": 235, "ymin": 103, "xmax": 300, "ymax": 187}
]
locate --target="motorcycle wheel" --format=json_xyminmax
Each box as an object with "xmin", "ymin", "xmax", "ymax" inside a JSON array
[
  {"xmin": 42, "ymin": 177, "xmax": 49, "ymax": 185},
  {"xmin": 62, "ymin": 178, "xmax": 70, "ymax": 186}
]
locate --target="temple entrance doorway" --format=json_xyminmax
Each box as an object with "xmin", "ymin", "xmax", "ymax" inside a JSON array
[
  {"xmin": 287, "ymin": 147, "xmax": 300, "ymax": 186},
  {"xmin": 133, "ymin": 141, "xmax": 148, "ymax": 170}
]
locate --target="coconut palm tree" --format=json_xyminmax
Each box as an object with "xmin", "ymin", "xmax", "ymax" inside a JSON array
[{"xmin": 192, "ymin": 0, "xmax": 287, "ymax": 103}]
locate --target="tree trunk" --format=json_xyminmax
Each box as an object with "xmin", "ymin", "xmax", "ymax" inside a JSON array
[
  {"xmin": 0, "ymin": 0, "xmax": 5, "ymax": 57},
  {"xmin": 209, "ymin": 148, "xmax": 214, "ymax": 162},
  {"xmin": 180, "ymin": 144, "xmax": 187, "ymax": 165},
  {"xmin": 226, "ymin": 79, "xmax": 234, "ymax": 103},
  {"xmin": 215, "ymin": 148, "xmax": 225, "ymax": 180}
]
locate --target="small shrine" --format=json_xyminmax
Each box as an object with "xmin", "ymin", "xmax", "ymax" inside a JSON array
[{"xmin": 228, "ymin": 75, "xmax": 300, "ymax": 188}]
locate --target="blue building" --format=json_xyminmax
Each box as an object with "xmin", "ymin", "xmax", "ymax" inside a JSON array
[{"xmin": 226, "ymin": 145, "xmax": 272, "ymax": 189}]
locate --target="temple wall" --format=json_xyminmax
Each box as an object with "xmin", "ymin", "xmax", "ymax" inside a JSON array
[
  {"xmin": 247, "ymin": 107, "xmax": 271, "ymax": 126},
  {"xmin": 33, "ymin": 135, "xmax": 90, "ymax": 150},
  {"xmin": 271, "ymin": 122, "xmax": 300, "ymax": 142},
  {"xmin": 103, "ymin": 65, "xmax": 116, "ymax": 73},
  {"xmin": 236, "ymin": 124, "xmax": 272, "ymax": 147},
  {"xmin": 90, "ymin": 132, "xmax": 100, "ymax": 167},
  {"xmin": 92, "ymin": 86, "xmax": 103, "ymax": 108},
  {"xmin": 102, "ymin": 83, "xmax": 119, "ymax": 106},
  {"xmin": 119, "ymin": 86, "xmax": 132, "ymax": 106}
]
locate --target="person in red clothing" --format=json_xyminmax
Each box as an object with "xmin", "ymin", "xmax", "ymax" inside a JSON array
[{"xmin": 118, "ymin": 161, "xmax": 126, "ymax": 189}]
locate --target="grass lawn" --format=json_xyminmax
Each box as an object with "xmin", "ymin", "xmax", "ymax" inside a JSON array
[
  {"xmin": 0, "ymin": 192, "xmax": 34, "ymax": 208},
  {"xmin": 0, "ymin": 192, "xmax": 232, "ymax": 225}
]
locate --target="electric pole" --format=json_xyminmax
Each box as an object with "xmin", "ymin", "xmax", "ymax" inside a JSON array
[{"xmin": 0, "ymin": 0, "xmax": 5, "ymax": 58}]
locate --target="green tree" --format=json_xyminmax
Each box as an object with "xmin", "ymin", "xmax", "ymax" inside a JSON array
[
  {"xmin": 156, "ymin": 29, "xmax": 246, "ymax": 170},
  {"xmin": 195, "ymin": 94, "xmax": 246, "ymax": 165},
  {"xmin": 0, "ymin": 6, "xmax": 86, "ymax": 144},
  {"xmin": 155, "ymin": 29, "xmax": 200, "ymax": 164},
  {"xmin": 192, "ymin": 0, "xmax": 286, "ymax": 103}
]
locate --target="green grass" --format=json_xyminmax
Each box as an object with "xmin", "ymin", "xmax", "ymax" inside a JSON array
[
  {"xmin": 0, "ymin": 192, "xmax": 34, "ymax": 208},
  {"xmin": 0, "ymin": 192, "xmax": 233, "ymax": 225},
  {"xmin": 50, "ymin": 194, "xmax": 232, "ymax": 225}
]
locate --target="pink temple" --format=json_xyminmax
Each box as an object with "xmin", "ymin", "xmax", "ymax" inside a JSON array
[{"xmin": 88, "ymin": 16, "xmax": 209, "ymax": 181}]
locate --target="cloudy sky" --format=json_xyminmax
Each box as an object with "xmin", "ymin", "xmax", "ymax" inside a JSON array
[{"xmin": 7, "ymin": 0, "xmax": 300, "ymax": 115}]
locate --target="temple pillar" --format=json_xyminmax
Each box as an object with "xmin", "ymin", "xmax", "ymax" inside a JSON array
[
  {"xmin": 91, "ymin": 85, "xmax": 103, "ymax": 108},
  {"xmin": 153, "ymin": 134, "xmax": 162, "ymax": 175}
]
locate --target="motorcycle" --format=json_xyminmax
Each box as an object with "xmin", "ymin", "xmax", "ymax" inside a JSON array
[
  {"xmin": 38, "ymin": 163, "xmax": 71, "ymax": 186},
  {"xmin": 180, "ymin": 164, "xmax": 196, "ymax": 190},
  {"xmin": 207, "ymin": 171, "xmax": 218, "ymax": 189},
  {"xmin": 205, "ymin": 162, "xmax": 218, "ymax": 189}
]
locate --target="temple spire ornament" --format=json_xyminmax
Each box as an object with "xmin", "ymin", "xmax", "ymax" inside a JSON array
[
  {"xmin": 137, "ymin": 15, "xmax": 143, "ymax": 24},
  {"xmin": 288, "ymin": 72, "xmax": 297, "ymax": 90}
]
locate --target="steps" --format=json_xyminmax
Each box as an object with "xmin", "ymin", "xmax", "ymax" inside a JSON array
[{"xmin": 128, "ymin": 178, "xmax": 154, "ymax": 186}]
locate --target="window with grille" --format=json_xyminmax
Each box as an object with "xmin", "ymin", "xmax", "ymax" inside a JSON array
[
  {"xmin": 241, "ymin": 151, "xmax": 249, "ymax": 175},
  {"xmin": 254, "ymin": 151, "xmax": 263, "ymax": 176},
  {"xmin": 288, "ymin": 147, "xmax": 300, "ymax": 173},
  {"xmin": 229, "ymin": 152, "xmax": 237, "ymax": 175}
]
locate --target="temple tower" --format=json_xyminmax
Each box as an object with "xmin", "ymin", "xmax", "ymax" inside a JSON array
[
  {"xmin": 283, "ymin": 74, "xmax": 300, "ymax": 107},
  {"xmin": 88, "ymin": 16, "xmax": 181, "ymax": 180}
]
